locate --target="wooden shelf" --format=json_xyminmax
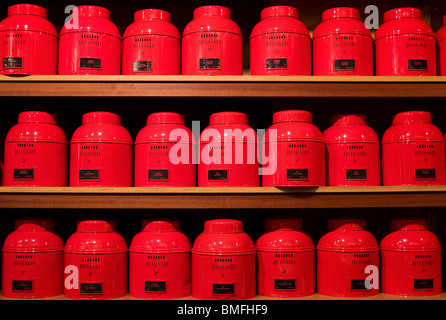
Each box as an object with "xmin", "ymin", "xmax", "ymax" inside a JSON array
[
  {"xmin": 2, "ymin": 293, "xmax": 445, "ymax": 300},
  {"xmin": 0, "ymin": 186, "xmax": 446, "ymax": 209},
  {"xmin": 2, "ymin": 75, "xmax": 446, "ymax": 98}
]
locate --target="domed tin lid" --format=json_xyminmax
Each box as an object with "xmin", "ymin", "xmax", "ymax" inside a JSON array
[
  {"xmin": 192, "ymin": 219, "xmax": 255, "ymax": 255},
  {"xmin": 3, "ymin": 221, "xmax": 64, "ymax": 253},
  {"xmin": 64, "ymin": 220, "xmax": 128, "ymax": 254},
  {"xmin": 130, "ymin": 220, "xmax": 191, "ymax": 253}
]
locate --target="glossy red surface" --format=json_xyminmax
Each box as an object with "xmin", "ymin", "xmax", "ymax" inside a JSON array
[
  {"xmin": 323, "ymin": 114, "xmax": 381, "ymax": 186},
  {"xmin": 182, "ymin": 5, "xmax": 243, "ymax": 75},
  {"xmin": 3, "ymin": 111, "xmax": 68, "ymax": 186},
  {"xmin": 58, "ymin": 5, "xmax": 121, "ymax": 75},
  {"xmin": 135, "ymin": 112, "xmax": 196, "ymax": 187},
  {"xmin": 70, "ymin": 111, "xmax": 133, "ymax": 187},
  {"xmin": 375, "ymin": 8, "xmax": 436, "ymax": 76},
  {"xmin": 262, "ymin": 110, "xmax": 325, "ymax": 187},
  {"xmin": 192, "ymin": 219, "xmax": 256, "ymax": 300},
  {"xmin": 122, "ymin": 9, "xmax": 180, "ymax": 75},
  {"xmin": 129, "ymin": 220, "xmax": 191, "ymax": 299},
  {"xmin": 382, "ymin": 111, "xmax": 446, "ymax": 186},
  {"xmin": 380, "ymin": 219, "xmax": 442, "ymax": 296},
  {"xmin": 199, "ymin": 112, "xmax": 259, "ymax": 187},
  {"xmin": 250, "ymin": 6, "xmax": 311, "ymax": 75},
  {"xmin": 2, "ymin": 220, "xmax": 64, "ymax": 298},
  {"xmin": 64, "ymin": 220, "xmax": 128, "ymax": 300},
  {"xmin": 0, "ymin": 4, "xmax": 58, "ymax": 75},
  {"xmin": 317, "ymin": 219, "xmax": 379, "ymax": 297},
  {"xmin": 313, "ymin": 7, "xmax": 373, "ymax": 75}
]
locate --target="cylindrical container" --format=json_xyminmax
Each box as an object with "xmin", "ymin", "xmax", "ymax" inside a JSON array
[
  {"xmin": 182, "ymin": 6, "xmax": 243, "ymax": 75},
  {"xmin": 250, "ymin": 6, "xmax": 311, "ymax": 76},
  {"xmin": 0, "ymin": 4, "xmax": 58, "ymax": 75},
  {"xmin": 129, "ymin": 220, "xmax": 191, "ymax": 299},
  {"xmin": 255, "ymin": 218, "xmax": 315, "ymax": 297},
  {"xmin": 2, "ymin": 219, "xmax": 64, "ymax": 298},
  {"xmin": 380, "ymin": 219, "xmax": 442, "ymax": 296},
  {"xmin": 64, "ymin": 220, "xmax": 128, "ymax": 300},
  {"xmin": 312, "ymin": 7, "xmax": 373, "ymax": 76},
  {"xmin": 382, "ymin": 111, "xmax": 446, "ymax": 186},
  {"xmin": 58, "ymin": 5, "xmax": 121, "ymax": 75},
  {"xmin": 317, "ymin": 219, "xmax": 379, "ymax": 297},
  {"xmin": 323, "ymin": 114, "xmax": 381, "ymax": 186},
  {"xmin": 122, "ymin": 9, "xmax": 181, "ymax": 75},
  {"xmin": 436, "ymin": 16, "xmax": 446, "ymax": 75},
  {"xmin": 3, "ymin": 111, "xmax": 68, "ymax": 186},
  {"xmin": 198, "ymin": 112, "xmax": 259, "ymax": 187},
  {"xmin": 262, "ymin": 110, "xmax": 325, "ymax": 187},
  {"xmin": 135, "ymin": 112, "xmax": 196, "ymax": 187},
  {"xmin": 192, "ymin": 219, "xmax": 256, "ymax": 300},
  {"xmin": 70, "ymin": 112, "xmax": 133, "ymax": 187},
  {"xmin": 375, "ymin": 8, "xmax": 436, "ymax": 76}
]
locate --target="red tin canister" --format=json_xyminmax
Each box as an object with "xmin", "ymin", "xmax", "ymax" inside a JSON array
[
  {"xmin": 192, "ymin": 219, "xmax": 256, "ymax": 300},
  {"xmin": 129, "ymin": 220, "xmax": 191, "ymax": 299},
  {"xmin": 317, "ymin": 219, "xmax": 379, "ymax": 297},
  {"xmin": 436, "ymin": 16, "xmax": 446, "ymax": 75},
  {"xmin": 58, "ymin": 5, "xmax": 121, "ymax": 75},
  {"xmin": 380, "ymin": 219, "xmax": 442, "ymax": 296},
  {"xmin": 323, "ymin": 114, "xmax": 381, "ymax": 186},
  {"xmin": 3, "ymin": 111, "xmax": 68, "ymax": 187},
  {"xmin": 382, "ymin": 111, "xmax": 446, "ymax": 186},
  {"xmin": 262, "ymin": 110, "xmax": 325, "ymax": 187},
  {"xmin": 70, "ymin": 112, "xmax": 133, "ymax": 187},
  {"xmin": 199, "ymin": 112, "xmax": 259, "ymax": 187},
  {"xmin": 64, "ymin": 220, "xmax": 128, "ymax": 300},
  {"xmin": 250, "ymin": 6, "xmax": 311, "ymax": 76},
  {"xmin": 255, "ymin": 218, "xmax": 315, "ymax": 297},
  {"xmin": 122, "ymin": 9, "xmax": 180, "ymax": 75},
  {"xmin": 182, "ymin": 5, "xmax": 243, "ymax": 75},
  {"xmin": 313, "ymin": 7, "xmax": 373, "ymax": 76},
  {"xmin": 0, "ymin": 4, "xmax": 58, "ymax": 75},
  {"xmin": 135, "ymin": 112, "xmax": 196, "ymax": 187},
  {"xmin": 375, "ymin": 8, "xmax": 436, "ymax": 76},
  {"xmin": 2, "ymin": 219, "xmax": 64, "ymax": 298}
]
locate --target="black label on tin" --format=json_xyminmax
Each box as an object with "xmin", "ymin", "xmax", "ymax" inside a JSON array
[
  {"xmin": 80, "ymin": 58, "xmax": 102, "ymax": 69},
  {"xmin": 14, "ymin": 168, "xmax": 34, "ymax": 179},
  {"xmin": 3, "ymin": 57, "xmax": 22, "ymax": 68},
  {"xmin": 148, "ymin": 170, "xmax": 169, "ymax": 180},
  {"xmin": 213, "ymin": 284, "xmax": 235, "ymax": 295},
  {"xmin": 274, "ymin": 279, "xmax": 296, "ymax": 290},
  {"xmin": 287, "ymin": 169, "xmax": 308, "ymax": 180},
  {"xmin": 350, "ymin": 279, "xmax": 367, "ymax": 290},
  {"xmin": 133, "ymin": 61, "xmax": 152, "ymax": 72},
  {"xmin": 81, "ymin": 283, "xmax": 102, "ymax": 294},
  {"xmin": 334, "ymin": 59, "xmax": 356, "ymax": 70},
  {"xmin": 145, "ymin": 281, "xmax": 167, "ymax": 292},
  {"xmin": 414, "ymin": 278, "xmax": 434, "ymax": 289},
  {"xmin": 208, "ymin": 170, "xmax": 228, "ymax": 181},
  {"xmin": 266, "ymin": 58, "xmax": 288, "ymax": 69},
  {"xmin": 200, "ymin": 58, "xmax": 220, "ymax": 69},
  {"xmin": 12, "ymin": 280, "xmax": 33, "ymax": 291},
  {"xmin": 346, "ymin": 169, "xmax": 367, "ymax": 180},
  {"xmin": 79, "ymin": 170, "xmax": 100, "ymax": 180},
  {"xmin": 416, "ymin": 168, "xmax": 436, "ymax": 179},
  {"xmin": 408, "ymin": 59, "xmax": 428, "ymax": 70}
]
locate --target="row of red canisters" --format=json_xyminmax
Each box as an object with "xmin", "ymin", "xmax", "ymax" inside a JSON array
[
  {"xmin": 2, "ymin": 4, "xmax": 446, "ymax": 76},
  {"xmin": 2, "ymin": 217, "xmax": 441, "ymax": 299},
  {"xmin": 2, "ymin": 110, "xmax": 446, "ymax": 188}
]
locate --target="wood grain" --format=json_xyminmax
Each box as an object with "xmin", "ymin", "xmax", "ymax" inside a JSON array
[
  {"xmin": 0, "ymin": 186, "xmax": 445, "ymax": 209},
  {"xmin": 2, "ymin": 75, "xmax": 446, "ymax": 98}
]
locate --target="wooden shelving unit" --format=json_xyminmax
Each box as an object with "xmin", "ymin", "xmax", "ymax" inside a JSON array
[
  {"xmin": 1, "ymin": 75, "xmax": 446, "ymax": 98},
  {"xmin": 0, "ymin": 186, "xmax": 445, "ymax": 209}
]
